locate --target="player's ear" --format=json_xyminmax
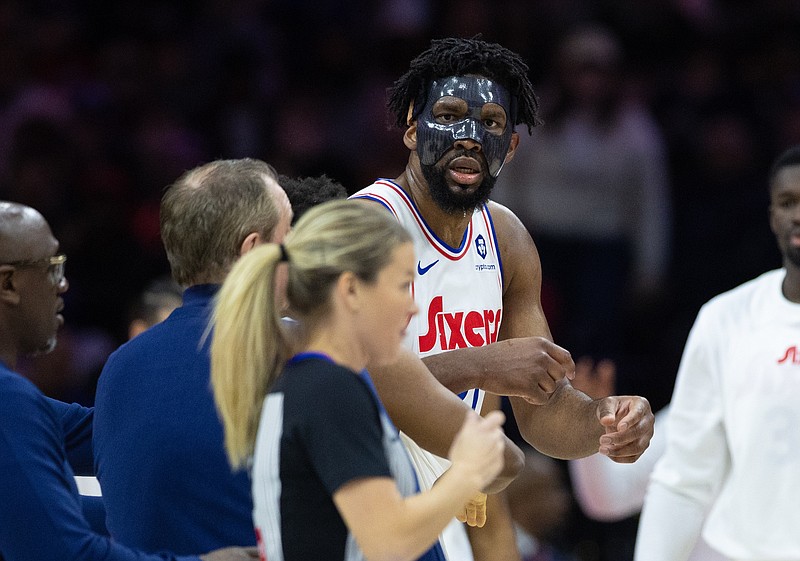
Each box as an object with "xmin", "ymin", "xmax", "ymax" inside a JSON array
[
  {"xmin": 769, "ymin": 202, "xmax": 779, "ymax": 237},
  {"xmin": 403, "ymin": 124, "xmax": 418, "ymax": 150},
  {"xmin": 503, "ymin": 132, "xmax": 520, "ymax": 165},
  {"xmin": 404, "ymin": 103, "xmax": 418, "ymax": 150}
]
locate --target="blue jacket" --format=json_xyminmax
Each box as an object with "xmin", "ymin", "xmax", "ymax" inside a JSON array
[
  {"xmin": 0, "ymin": 361, "xmax": 199, "ymax": 561},
  {"xmin": 94, "ymin": 285, "xmax": 255, "ymax": 555}
]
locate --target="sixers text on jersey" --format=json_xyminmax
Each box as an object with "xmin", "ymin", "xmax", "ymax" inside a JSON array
[{"xmin": 419, "ymin": 295, "xmax": 501, "ymax": 353}]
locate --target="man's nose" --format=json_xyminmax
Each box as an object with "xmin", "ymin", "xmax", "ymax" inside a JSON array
[
  {"xmin": 454, "ymin": 138, "xmax": 482, "ymax": 153},
  {"xmin": 453, "ymin": 119, "xmax": 483, "ymax": 149}
]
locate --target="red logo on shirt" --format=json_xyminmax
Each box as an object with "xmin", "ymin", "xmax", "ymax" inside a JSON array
[
  {"xmin": 777, "ymin": 346, "xmax": 800, "ymax": 365},
  {"xmin": 254, "ymin": 526, "xmax": 268, "ymax": 561},
  {"xmin": 419, "ymin": 295, "xmax": 501, "ymax": 352}
]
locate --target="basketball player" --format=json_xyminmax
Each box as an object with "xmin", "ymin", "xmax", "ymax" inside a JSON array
[
  {"xmin": 635, "ymin": 145, "xmax": 800, "ymax": 559},
  {"xmin": 352, "ymin": 37, "xmax": 655, "ymax": 560}
]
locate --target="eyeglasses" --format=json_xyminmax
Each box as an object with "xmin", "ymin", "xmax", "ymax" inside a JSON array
[{"xmin": 2, "ymin": 254, "xmax": 67, "ymax": 286}]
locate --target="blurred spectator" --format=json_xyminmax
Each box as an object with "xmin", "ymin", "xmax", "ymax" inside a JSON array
[
  {"xmin": 126, "ymin": 275, "xmax": 183, "ymax": 340},
  {"xmin": 493, "ymin": 23, "xmax": 672, "ymax": 364}
]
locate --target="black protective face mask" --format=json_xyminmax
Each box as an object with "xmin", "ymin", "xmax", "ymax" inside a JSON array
[{"xmin": 414, "ymin": 75, "xmax": 514, "ymax": 177}]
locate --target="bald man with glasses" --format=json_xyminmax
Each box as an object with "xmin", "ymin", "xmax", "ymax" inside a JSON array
[
  {"xmin": 3, "ymin": 254, "xmax": 67, "ymax": 285},
  {"xmin": 0, "ymin": 201, "xmax": 257, "ymax": 561}
]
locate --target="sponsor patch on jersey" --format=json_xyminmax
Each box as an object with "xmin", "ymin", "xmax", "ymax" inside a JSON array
[{"xmin": 475, "ymin": 234, "xmax": 487, "ymax": 259}]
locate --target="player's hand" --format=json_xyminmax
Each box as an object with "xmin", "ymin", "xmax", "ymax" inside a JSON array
[
  {"xmin": 448, "ymin": 410, "xmax": 506, "ymax": 491},
  {"xmin": 594, "ymin": 395, "xmax": 654, "ymax": 463},
  {"xmin": 200, "ymin": 546, "xmax": 260, "ymax": 560},
  {"xmin": 455, "ymin": 491, "xmax": 488, "ymax": 527},
  {"xmin": 481, "ymin": 337, "xmax": 576, "ymax": 405}
]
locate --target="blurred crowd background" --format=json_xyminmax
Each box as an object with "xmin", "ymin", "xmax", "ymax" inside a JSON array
[{"xmin": 2, "ymin": 1, "xmax": 798, "ymax": 559}]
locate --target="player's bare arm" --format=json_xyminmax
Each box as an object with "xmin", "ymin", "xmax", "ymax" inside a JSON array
[
  {"xmin": 368, "ymin": 346, "xmax": 524, "ymax": 492},
  {"xmin": 409, "ymin": 200, "xmax": 577, "ymax": 402},
  {"xmin": 490, "ymin": 202, "xmax": 654, "ymax": 462},
  {"xmin": 465, "ymin": 393, "xmax": 522, "ymax": 561},
  {"xmin": 352, "ymin": 195, "xmax": 524, "ymax": 490}
]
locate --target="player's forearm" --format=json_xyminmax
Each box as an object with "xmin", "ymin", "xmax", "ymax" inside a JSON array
[
  {"xmin": 480, "ymin": 392, "xmax": 523, "ymax": 493},
  {"xmin": 511, "ymin": 380, "xmax": 602, "ymax": 459},
  {"xmin": 371, "ymin": 349, "xmax": 474, "ymax": 457},
  {"xmin": 371, "ymin": 352, "xmax": 522, "ymax": 485},
  {"xmin": 421, "ymin": 346, "xmax": 486, "ymax": 393},
  {"xmin": 482, "ymin": 434, "xmax": 523, "ymax": 494}
]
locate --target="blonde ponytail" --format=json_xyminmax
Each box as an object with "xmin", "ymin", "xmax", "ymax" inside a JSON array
[
  {"xmin": 210, "ymin": 243, "xmax": 286, "ymax": 469},
  {"xmin": 210, "ymin": 199, "xmax": 412, "ymax": 469}
]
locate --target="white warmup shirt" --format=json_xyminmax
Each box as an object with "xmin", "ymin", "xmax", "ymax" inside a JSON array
[
  {"xmin": 635, "ymin": 269, "xmax": 800, "ymax": 561},
  {"xmin": 352, "ymin": 179, "xmax": 504, "ymax": 561},
  {"xmin": 569, "ymin": 406, "xmax": 725, "ymax": 561}
]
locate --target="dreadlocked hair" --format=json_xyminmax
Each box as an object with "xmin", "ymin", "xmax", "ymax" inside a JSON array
[{"xmin": 387, "ymin": 36, "xmax": 542, "ymax": 133}]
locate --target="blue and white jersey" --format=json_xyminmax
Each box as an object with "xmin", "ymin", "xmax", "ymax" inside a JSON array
[
  {"xmin": 352, "ymin": 179, "xmax": 504, "ymax": 414},
  {"xmin": 351, "ymin": 179, "xmax": 504, "ymax": 561}
]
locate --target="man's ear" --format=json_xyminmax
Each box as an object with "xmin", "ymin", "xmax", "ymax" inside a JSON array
[
  {"xmin": 403, "ymin": 124, "xmax": 418, "ymax": 150},
  {"xmin": 503, "ymin": 131, "xmax": 520, "ymax": 166},
  {"xmin": 769, "ymin": 203, "xmax": 778, "ymax": 237},
  {"xmin": 403, "ymin": 102, "xmax": 418, "ymax": 150},
  {"xmin": 0, "ymin": 267, "xmax": 20, "ymax": 305},
  {"xmin": 239, "ymin": 232, "xmax": 262, "ymax": 256}
]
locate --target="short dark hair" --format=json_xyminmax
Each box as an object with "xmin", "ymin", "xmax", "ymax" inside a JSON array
[
  {"xmin": 128, "ymin": 276, "xmax": 183, "ymax": 328},
  {"xmin": 278, "ymin": 174, "xmax": 348, "ymax": 224},
  {"xmin": 769, "ymin": 145, "xmax": 800, "ymax": 189},
  {"xmin": 387, "ymin": 36, "xmax": 542, "ymax": 133}
]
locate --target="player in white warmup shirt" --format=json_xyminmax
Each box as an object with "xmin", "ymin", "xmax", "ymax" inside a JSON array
[{"xmin": 635, "ymin": 144, "xmax": 800, "ymax": 561}]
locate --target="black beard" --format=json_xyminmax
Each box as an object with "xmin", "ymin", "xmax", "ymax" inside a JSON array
[
  {"xmin": 420, "ymin": 151, "xmax": 495, "ymax": 214},
  {"xmin": 786, "ymin": 244, "xmax": 800, "ymax": 269}
]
